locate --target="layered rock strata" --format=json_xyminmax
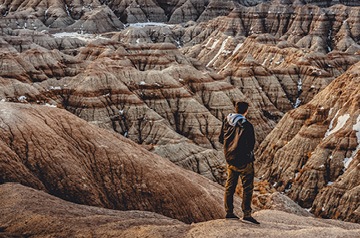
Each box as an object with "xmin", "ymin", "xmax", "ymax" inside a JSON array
[
  {"xmin": 1, "ymin": 1, "xmax": 359, "ymax": 116},
  {"xmin": 0, "ymin": 30, "xmax": 230, "ymax": 183},
  {"xmin": 180, "ymin": 4, "xmax": 360, "ymax": 107},
  {"xmin": 0, "ymin": 28, "xmax": 284, "ymax": 183},
  {"xmin": 0, "ymin": 0, "xmax": 359, "ymax": 224},
  {"xmin": 107, "ymin": 2, "xmax": 360, "ymax": 121},
  {"xmin": 256, "ymin": 61, "xmax": 360, "ymax": 223},
  {"xmin": 0, "ymin": 1, "xmax": 359, "ymax": 32},
  {"xmin": 0, "ymin": 0, "xmax": 124, "ymax": 33}
]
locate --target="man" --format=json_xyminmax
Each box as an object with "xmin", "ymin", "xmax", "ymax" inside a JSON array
[{"xmin": 219, "ymin": 101, "xmax": 260, "ymax": 224}]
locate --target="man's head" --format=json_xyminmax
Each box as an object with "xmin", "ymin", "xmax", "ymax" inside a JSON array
[{"xmin": 235, "ymin": 101, "xmax": 249, "ymax": 115}]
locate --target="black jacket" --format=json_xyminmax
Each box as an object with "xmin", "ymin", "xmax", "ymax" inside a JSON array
[{"xmin": 219, "ymin": 117, "xmax": 255, "ymax": 167}]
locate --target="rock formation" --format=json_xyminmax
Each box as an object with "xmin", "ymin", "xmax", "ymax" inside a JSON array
[
  {"xmin": 0, "ymin": 26, "xmax": 281, "ymax": 184},
  {"xmin": 180, "ymin": 3, "xmax": 360, "ymax": 107},
  {"xmin": 2, "ymin": 183, "xmax": 360, "ymax": 237},
  {"xmin": 0, "ymin": 1, "xmax": 359, "ymax": 33},
  {"xmin": 0, "ymin": 102, "xmax": 228, "ymax": 223},
  {"xmin": 256, "ymin": 61, "xmax": 360, "ymax": 223},
  {"xmin": 0, "ymin": 0, "xmax": 124, "ymax": 33},
  {"xmin": 0, "ymin": 102, "xmax": 317, "ymax": 225},
  {"xmin": 0, "ymin": 29, "xmax": 230, "ymax": 183},
  {"xmin": 0, "ymin": 0, "xmax": 359, "ymax": 225},
  {"xmin": 0, "ymin": 183, "xmax": 185, "ymax": 237}
]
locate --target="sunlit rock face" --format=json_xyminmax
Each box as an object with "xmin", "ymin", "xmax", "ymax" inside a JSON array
[{"xmin": 256, "ymin": 61, "xmax": 360, "ymax": 223}]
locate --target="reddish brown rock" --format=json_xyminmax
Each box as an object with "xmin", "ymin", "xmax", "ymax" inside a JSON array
[
  {"xmin": 182, "ymin": 13, "xmax": 360, "ymax": 108},
  {"xmin": 0, "ymin": 102, "xmax": 226, "ymax": 223},
  {"xmin": 1, "ymin": 0, "xmax": 359, "ymax": 34},
  {"xmin": 256, "ymin": 61, "xmax": 360, "ymax": 223},
  {"xmin": 0, "ymin": 32, "xmax": 232, "ymax": 183},
  {"xmin": 0, "ymin": 0, "xmax": 360, "ymax": 225}
]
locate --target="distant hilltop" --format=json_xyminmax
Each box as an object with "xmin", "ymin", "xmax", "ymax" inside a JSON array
[{"xmin": 1, "ymin": 0, "xmax": 360, "ymax": 33}]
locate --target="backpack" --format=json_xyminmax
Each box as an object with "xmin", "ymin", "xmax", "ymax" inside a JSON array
[{"xmin": 219, "ymin": 119, "xmax": 254, "ymax": 167}]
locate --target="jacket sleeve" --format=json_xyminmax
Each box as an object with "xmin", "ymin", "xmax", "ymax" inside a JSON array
[
  {"xmin": 218, "ymin": 119, "xmax": 225, "ymax": 144},
  {"xmin": 247, "ymin": 123, "xmax": 256, "ymax": 151}
]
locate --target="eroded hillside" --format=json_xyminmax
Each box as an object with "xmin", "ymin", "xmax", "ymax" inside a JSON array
[{"xmin": 256, "ymin": 61, "xmax": 360, "ymax": 223}]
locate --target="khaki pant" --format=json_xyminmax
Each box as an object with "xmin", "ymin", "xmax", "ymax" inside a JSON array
[{"xmin": 224, "ymin": 162, "xmax": 254, "ymax": 217}]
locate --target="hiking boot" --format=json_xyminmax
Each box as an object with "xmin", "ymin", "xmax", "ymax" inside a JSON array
[
  {"xmin": 225, "ymin": 213, "xmax": 240, "ymax": 220},
  {"xmin": 243, "ymin": 216, "xmax": 260, "ymax": 224}
]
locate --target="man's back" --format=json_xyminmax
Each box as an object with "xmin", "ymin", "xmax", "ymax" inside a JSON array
[{"xmin": 220, "ymin": 116, "xmax": 255, "ymax": 167}]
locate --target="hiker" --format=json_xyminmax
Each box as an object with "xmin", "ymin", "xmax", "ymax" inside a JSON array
[{"xmin": 219, "ymin": 101, "xmax": 260, "ymax": 224}]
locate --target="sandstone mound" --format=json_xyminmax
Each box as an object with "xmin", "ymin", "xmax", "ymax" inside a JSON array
[
  {"xmin": 256, "ymin": 61, "xmax": 360, "ymax": 223},
  {"xmin": 1, "ymin": 183, "xmax": 360, "ymax": 238},
  {"xmin": 0, "ymin": 102, "xmax": 227, "ymax": 223}
]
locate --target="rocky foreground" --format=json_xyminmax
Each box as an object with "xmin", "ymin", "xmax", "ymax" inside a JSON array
[{"xmin": 1, "ymin": 183, "xmax": 360, "ymax": 238}]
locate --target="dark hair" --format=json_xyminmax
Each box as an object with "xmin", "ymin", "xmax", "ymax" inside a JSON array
[{"xmin": 235, "ymin": 101, "xmax": 249, "ymax": 114}]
